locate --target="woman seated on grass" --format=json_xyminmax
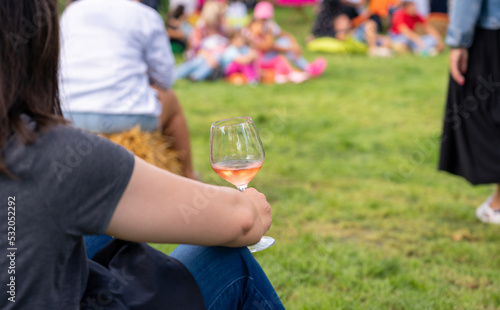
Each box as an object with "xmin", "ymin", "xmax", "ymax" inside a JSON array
[{"xmin": 0, "ymin": 1, "xmax": 284, "ymax": 309}]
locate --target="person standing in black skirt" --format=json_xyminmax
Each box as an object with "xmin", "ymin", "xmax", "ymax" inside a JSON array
[{"xmin": 439, "ymin": 0, "xmax": 500, "ymax": 223}]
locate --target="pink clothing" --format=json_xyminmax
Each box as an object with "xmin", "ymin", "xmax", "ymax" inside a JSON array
[
  {"xmin": 275, "ymin": 0, "xmax": 318, "ymax": 7},
  {"xmin": 259, "ymin": 55, "xmax": 294, "ymax": 75},
  {"xmin": 225, "ymin": 62, "xmax": 259, "ymax": 82}
]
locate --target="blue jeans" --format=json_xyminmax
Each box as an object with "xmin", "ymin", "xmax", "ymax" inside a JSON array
[
  {"xmin": 85, "ymin": 238, "xmax": 285, "ymax": 309},
  {"xmin": 68, "ymin": 112, "xmax": 159, "ymax": 134},
  {"xmin": 264, "ymin": 36, "xmax": 309, "ymax": 71},
  {"xmin": 176, "ymin": 56, "xmax": 214, "ymax": 81},
  {"xmin": 171, "ymin": 245, "xmax": 285, "ymax": 310},
  {"xmin": 389, "ymin": 33, "xmax": 437, "ymax": 52}
]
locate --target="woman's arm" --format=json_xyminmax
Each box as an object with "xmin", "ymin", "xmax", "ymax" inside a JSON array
[
  {"xmin": 445, "ymin": 0, "xmax": 482, "ymax": 49},
  {"xmin": 105, "ymin": 157, "xmax": 272, "ymax": 247}
]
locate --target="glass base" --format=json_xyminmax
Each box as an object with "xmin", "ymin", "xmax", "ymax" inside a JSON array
[{"xmin": 247, "ymin": 236, "xmax": 275, "ymax": 253}]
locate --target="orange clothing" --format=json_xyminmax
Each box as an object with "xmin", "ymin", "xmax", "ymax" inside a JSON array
[{"xmin": 369, "ymin": 0, "xmax": 399, "ymax": 18}]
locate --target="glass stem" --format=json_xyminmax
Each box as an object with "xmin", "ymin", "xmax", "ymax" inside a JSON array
[{"xmin": 237, "ymin": 185, "xmax": 247, "ymax": 192}]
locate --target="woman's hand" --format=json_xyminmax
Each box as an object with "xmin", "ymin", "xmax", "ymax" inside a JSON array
[
  {"xmin": 242, "ymin": 188, "xmax": 272, "ymax": 235},
  {"xmin": 450, "ymin": 48, "xmax": 468, "ymax": 85}
]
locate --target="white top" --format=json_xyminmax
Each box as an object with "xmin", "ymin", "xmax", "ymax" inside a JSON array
[{"xmin": 60, "ymin": 0, "xmax": 175, "ymax": 116}]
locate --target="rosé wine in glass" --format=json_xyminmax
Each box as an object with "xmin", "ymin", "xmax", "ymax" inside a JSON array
[
  {"xmin": 210, "ymin": 117, "xmax": 275, "ymax": 252},
  {"xmin": 212, "ymin": 160, "xmax": 263, "ymax": 190}
]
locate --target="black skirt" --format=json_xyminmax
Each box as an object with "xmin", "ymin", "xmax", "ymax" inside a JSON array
[
  {"xmin": 439, "ymin": 28, "xmax": 500, "ymax": 185},
  {"xmin": 82, "ymin": 240, "xmax": 206, "ymax": 310}
]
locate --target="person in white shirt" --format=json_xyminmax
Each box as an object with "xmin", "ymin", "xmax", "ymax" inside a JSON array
[{"xmin": 60, "ymin": 0, "xmax": 194, "ymax": 179}]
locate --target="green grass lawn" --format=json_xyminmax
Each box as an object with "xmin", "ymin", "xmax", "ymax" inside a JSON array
[{"xmin": 149, "ymin": 8, "xmax": 500, "ymax": 310}]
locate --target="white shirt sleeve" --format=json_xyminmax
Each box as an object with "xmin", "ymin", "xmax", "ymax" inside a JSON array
[{"xmin": 144, "ymin": 14, "xmax": 175, "ymax": 90}]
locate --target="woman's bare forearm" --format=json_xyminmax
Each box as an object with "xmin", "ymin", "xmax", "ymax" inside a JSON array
[{"xmin": 106, "ymin": 157, "xmax": 269, "ymax": 247}]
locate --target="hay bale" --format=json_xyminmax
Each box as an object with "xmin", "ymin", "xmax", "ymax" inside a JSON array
[{"xmin": 100, "ymin": 126, "xmax": 183, "ymax": 176}]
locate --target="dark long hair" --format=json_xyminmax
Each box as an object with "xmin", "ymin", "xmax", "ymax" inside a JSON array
[{"xmin": 0, "ymin": 0, "xmax": 66, "ymax": 175}]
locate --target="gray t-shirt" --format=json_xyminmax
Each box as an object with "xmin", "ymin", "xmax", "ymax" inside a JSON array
[{"xmin": 0, "ymin": 123, "xmax": 134, "ymax": 309}]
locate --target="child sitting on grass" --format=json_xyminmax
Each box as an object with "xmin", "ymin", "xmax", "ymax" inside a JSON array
[
  {"xmin": 389, "ymin": 0, "xmax": 444, "ymax": 55},
  {"xmin": 253, "ymin": 1, "xmax": 327, "ymax": 77},
  {"xmin": 222, "ymin": 30, "xmax": 259, "ymax": 85},
  {"xmin": 175, "ymin": 32, "xmax": 228, "ymax": 81},
  {"xmin": 176, "ymin": 1, "xmax": 228, "ymax": 81},
  {"xmin": 245, "ymin": 19, "xmax": 310, "ymax": 84}
]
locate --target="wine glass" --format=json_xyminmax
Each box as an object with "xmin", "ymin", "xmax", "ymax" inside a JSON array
[{"xmin": 210, "ymin": 116, "xmax": 275, "ymax": 253}]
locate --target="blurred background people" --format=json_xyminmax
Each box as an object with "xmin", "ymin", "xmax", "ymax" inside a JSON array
[
  {"xmin": 167, "ymin": 5, "xmax": 194, "ymax": 53},
  {"xmin": 222, "ymin": 30, "xmax": 260, "ymax": 84},
  {"xmin": 246, "ymin": 18, "xmax": 311, "ymax": 83},
  {"xmin": 170, "ymin": 0, "xmax": 197, "ymax": 16},
  {"xmin": 389, "ymin": 0, "xmax": 444, "ymax": 55},
  {"xmin": 439, "ymin": 0, "xmax": 500, "ymax": 224},
  {"xmin": 177, "ymin": 1, "xmax": 229, "ymax": 81},
  {"xmin": 253, "ymin": 1, "xmax": 327, "ymax": 77},
  {"xmin": 186, "ymin": 1, "xmax": 228, "ymax": 59},
  {"xmin": 341, "ymin": 0, "xmax": 367, "ymax": 23},
  {"xmin": 352, "ymin": 18, "xmax": 393, "ymax": 56},
  {"xmin": 310, "ymin": 0, "xmax": 350, "ymax": 40},
  {"xmin": 368, "ymin": 0, "xmax": 400, "ymax": 32},
  {"xmin": 310, "ymin": 0, "xmax": 393, "ymax": 56},
  {"xmin": 226, "ymin": 0, "xmax": 250, "ymax": 29},
  {"xmin": 59, "ymin": 0, "xmax": 194, "ymax": 178}
]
